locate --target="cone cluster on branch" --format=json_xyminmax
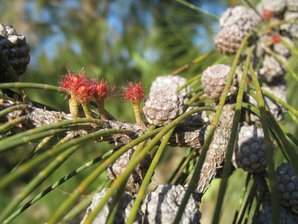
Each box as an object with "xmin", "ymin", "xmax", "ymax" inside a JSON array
[
  {"xmin": 1, "ymin": 1, "xmax": 298, "ymax": 223},
  {"xmin": 215, "ymin": 2, "xmax": 297, "ymax": 220}
]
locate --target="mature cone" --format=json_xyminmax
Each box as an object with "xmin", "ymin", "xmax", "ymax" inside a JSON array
[
  {"xmin": 215, "ymin": 25, "xmax": 245, "ymax": 55},
  {"xmin": 287, "ymin": 0, "xmax": 298, "ymax": 11},
  {"xmin": 150, "ymin": 75, "xmax": 191, "ymax": 97},
  {"xmin": 143, "ymin": 89, "xmax": 185, "ymax": 126},
  {"xmin": 280, "ymin": 11, "xmax": 298, "ymax": 38},
  {"xmin": 81, "ymin": 189, "xmax": 141, "ymax": 224},
  {"xmin": 0, "ymin": 24, "xmax": 30, "ymax": 78},
  {"xmin": 219, "ymin": 6, "xmax": 260, "ymax": 34},
  {"xmin": 260, "ymin": 0, "xmax": 287, "ymax": 15},
  {"xmin": 276, "ymin": 163, "xmax": 298, "ymax": 210},
  {"xmin": 141, "ymin": 185, "xmax": 201, "ymax": 224},
  {"xmin": 259, "ymin": 54, "xmax": 286, "ymax": 82},
  {"xmin": 257, "ymin": 206, "xmax": 298, "ymax": 224},
  {"xmin": 233, "ymin": 125, "xmax": 267, "ymax": 173},
  {"xmin": 273, "ymin": 36, "xmax": 292, "ymax": 57},
  {"xmin": 108, "ymin": 148, "xmax": 152, "ymax": 195},
  {"xmin": 201, "ymin": 64, "xmax": 237, "ymax": 99}
]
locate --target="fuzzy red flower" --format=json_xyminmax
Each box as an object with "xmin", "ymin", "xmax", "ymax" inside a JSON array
[
  {"xmin": 91, "ymin": 80, "xmax": 109, "ymax": 101},
  {"xmin": 123, "ymin": 82, "xmax": 145, "ymax": 104},
  {"xmin": 271, "ymin": 34, "xmax": 281, "ymax": 43},
  {"xmin": 262, "ymin": 10, "xmax": 273, "ymax": 21},
  {"xmin": 60, "ymin": 71, "xmax": 95, "ymax": 103}
]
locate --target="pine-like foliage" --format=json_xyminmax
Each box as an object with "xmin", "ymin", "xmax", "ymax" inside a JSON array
[{"xmin": 0, "ymin": 0, "xmax": 297, "ymax": 224}]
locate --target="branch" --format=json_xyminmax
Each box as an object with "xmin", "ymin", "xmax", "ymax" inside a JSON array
[{"xmin": 0, "ymin": 98, "xmax": 206, "ymax": 149}]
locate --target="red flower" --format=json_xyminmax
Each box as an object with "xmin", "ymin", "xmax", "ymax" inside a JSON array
[
  {"xmin": 271, "ymin": 34, "xmax": 281, "ymax": 43},
  {"xmin": 123, "ymin": 82, "xmax": 145, "ymax": 104},
  {"xmin": 60, "ymin": 71, "xmax": 94, "ymax": 103},
  {"xmin": 262, "ymin": 10, "xmax": 273, "ymax": 21},
  {"xmin": 91, "ymin": 80, "xmax": 109, "ymax": 101}
]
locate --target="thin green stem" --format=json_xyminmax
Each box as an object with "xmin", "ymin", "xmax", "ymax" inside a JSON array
[
  {"xmin": 172, "ymin": 51, "xmax": 213, "ymax": 76},
  {"xmin": 0, "ymin": 104, "xmax": 26, "ymax": 118},
  {"xmin": 0, "ymin": 116, "xmax": 27, "ymax": 133},
  {"xmin": 1, "ymin": 128, "xmax": 67, "ymax": 153},
  {"xmin": 69, "ymin": 96, "xmax": 79, "ymax": 119},
  {"xmin": 266, "ymin": 112, "xmax": 298, "ymax": 168},
  {"xmin": 249, "ymin": 66, "xmax": 279, "ymax": 224},
  {"xmin": 0, "ymin": 82, "xmax": 67, "ymax": 93},
  {"xmin": 175, "ymin": 0, "xmax": 219, "ymax": 20},
  {"xmin": 247, "ymin": 92, "xmax": 297, "ymax": 160},
  {"xmin": 48, "ymin": 127, "xmax": 164, "ymax": 223},
  {"xmin": 71, "ymin": 108, "xmax": 207, "ymax": 224},
  {"xmin": 262, "ymin": 88, "xmax": 298, "ymax": 117},
  {"xmin": 11, "ymin": 136, "xmax": 55, "ymax": 172},
  {"xmin": 280, "ymin": 37, "xmax": 298, "ymax": 56},
  {"xmin": 81, "ymin": 102, "xmax": 93, "ymax": 119},
  {"xmin": 106, "ymin": 126, "xmax": 154, "ymax": 224},
  {"xmin": 4, "ymin": 147, "xmax": 118, "ymax": 223},
  {"xmin": 173, "ymin": 33, "xmax": 250, "ymax": 224},
  {"xmin": 236, "ymin": 181, "xmax": 257, "ymax": 224},
  {"xmin": 0, "ymin": 129, "xmax": 128, "ymax": 190},
  {"xmin": 106, "ymin": 183, "xmax": 127, "ymax": 224},
  {"xmin": 132, "ymin": 103, "xmax": 145, "ymax": 126},
  {"xmin": 0, "ymin": 146, "xmax": 78, "ymax": 222},
  {"xmin": 0, "ymin": 118, "xmax": 102, "ymax": 153},
  {"xmin": 212, "ymin": 47, "xmax": 253, "ymax": 224},
  {"xmin": 168, "ymin": 149, "xmax": 193, "ymax": 184},
  {"xmin": 185, "ymin": 91, "xmax": 203, "ymax": 105},
  {"xmin": 126, "ymin": 128, "xmax": 175, "ymax": 224},
  {"xmin": 265, "ymin": 47, "xmax": 298, "ymax": 82}
]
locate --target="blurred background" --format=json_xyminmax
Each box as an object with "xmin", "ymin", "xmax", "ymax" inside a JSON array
[{"xmin": 0, "ymin": 0, "xmax": 297, "ymax": 223}]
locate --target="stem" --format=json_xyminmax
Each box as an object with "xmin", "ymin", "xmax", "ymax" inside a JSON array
[
  {"xmin": 3, "ymin": 147, "xmax": 118, "ymax": 223},
  {"xmin": 280, "ymin": 37, "xmax": 298, "ymax": 56},
  {"xmin": 0, "ymin": 146, "xmax": 78, "ymax": 222},
  {"xmin": 81, "ymin": 102, "xmax": 92, "ymax": 119},
  {"xmin": 96, "ymin": 100, "xmax": 113, "ymax": 120},
  {"xmin": 173, "ymin": 33, "xmax": 250, "ymax": 224},
  {"xmin": 69, "ymin": 96, "xmax": 79, "ymax": 119},
  {"xmin": 11, "ymin": 136, "xmax": 55, "ymax": 172},
  {"xmin": 132, "ymin": 102, "xmax": 144, "ymax": 126},
  {"xmin": 262, "ymin": 88, "xmax": 298, "ymax": 117},
  {"xmin": 50, "ymin": 107, "xmax": 206, "ymax": 223},
  {"xmin": 0, "ymin": 118, "xmax": 102, "ymax": 153},
  {"xmin": 172, "ymin": 51, "xmax": 213, "ymax": 76},
  {"xmin": 264, "ymin": 47, "xmax": 298, "ymax": 82},
  {"xmin": 175, "ymin": 0, "xmax": 219, "ymax": 20},
  {"xmin": 0, "ymin": 104, "xmax": 26, "ymax": 118},
  {"xmin": 126, "ymin": 128, "xmax": 175, "ymax": 224},
  {"xmin": 249, "ymin": 66, "xmax": 279, "ymax": 224},
  {"xmin": 0, "ymin": 129, "xmax": 129, "ymax": 190},
  {"xmin": 0, "ymin": 82, "xmax": 67, "ymax": 93},
  {"xmin": 48, "ymin": 127, "xmax": 162, "ymax": 224},
  {"xmin": 0, "ymin": 116, "xmax": 27, "ymax": 133},
  {"xmin": 212, "ymin": 47, "xmax": 253, "ymax": 224}
]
